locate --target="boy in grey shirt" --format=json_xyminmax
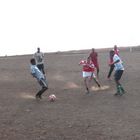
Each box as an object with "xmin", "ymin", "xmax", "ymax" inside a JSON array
[{"xmin": 30, "ymin": 58, "xmax": 48, "ymax": 99}]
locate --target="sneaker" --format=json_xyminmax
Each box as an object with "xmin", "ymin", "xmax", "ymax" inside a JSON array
[
  {"xmin": 120, "ymin": 87, "xmax": 126, "ymax": 94},
  {"xmin": 35, "ymin": 95, "xmax": 39, "ymax": 99},
  {"xmin": 118, "ymin": 86, "xmax": 126, "ymax": 95},
  {"xmin": 114, "ymin": 92, "xmax": 124, "ymax": 96},
  {"xmin": 39, "ymin": 95, "xmax": 42, "ymax": 99},
  {"xmin": 36, "ymin": 95, "xmax": 42, "ymax": 99},
  {"xmin": 114, "ymin": 92, "xmax": 120, "ymax": 96},
  {"xmin": 98, "ymin": 84, "xmax": 101, "ymax": 88}
]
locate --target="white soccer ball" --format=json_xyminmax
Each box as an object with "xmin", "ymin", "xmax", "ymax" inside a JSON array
[{"xmin": 48, "ymin": 94, "xmax": 56, "ymax": 102}]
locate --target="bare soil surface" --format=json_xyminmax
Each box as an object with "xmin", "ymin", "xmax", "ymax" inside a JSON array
[{"xmin": 0, "ymin": 49, "xmax": 140, "ymax": 140}]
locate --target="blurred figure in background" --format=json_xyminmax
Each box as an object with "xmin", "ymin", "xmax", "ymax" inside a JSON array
[
  {"xmin": 34, "ymin": 47, "xmax": 46, "ymax": 77},
  {"xmin": 89, "ymin": 48, "xmax": 99, "ymax": 78},
  {"xmin": 109, "ymin": 50, "xmax": 125, "ymax": 96},
  {"xmin": 114, "ymin": 45, "xmax": 119, "ymax": 56}
]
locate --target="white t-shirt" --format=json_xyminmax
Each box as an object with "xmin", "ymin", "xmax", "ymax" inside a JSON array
[
  {"xmin": 34, "ymin": 52, "xmax": 44, "ymax": 65},
  {"xmin": 113, "ymin": 54, "xmax": 124, "ymax": 71},
  {"xmin": 30, "ymin": 65, "xmax": 45, "ymax": 80}
]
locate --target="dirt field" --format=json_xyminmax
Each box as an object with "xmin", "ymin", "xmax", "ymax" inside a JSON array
[{"xmin": 0, "ymin": 49, "xmax": 140, "ymax": 140}]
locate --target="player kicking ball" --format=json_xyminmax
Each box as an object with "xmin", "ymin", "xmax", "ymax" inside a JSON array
[
  {"xmin": 79, "ymin": 56, "xmax": 100, "ymax": 94},
  {"xmin": 109, "ymin": 50, "xmax": 125, "ymax": 96},
  {"xmin": 30, "ymin": 58, "xmax": 48, "ymax": 99}
]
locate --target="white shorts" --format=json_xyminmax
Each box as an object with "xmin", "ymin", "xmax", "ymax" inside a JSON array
[{"xmin": 82, "ymin": 71, "xmax": 96, "ymax": 78}]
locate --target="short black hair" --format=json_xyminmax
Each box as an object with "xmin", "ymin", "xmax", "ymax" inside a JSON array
[
  {"xmin": 30, "ymin": 58, "xmax": 35, "ymax": 64},
  {"xmin": 110, "ymin": 50, "xmax": 114, "ymax": 54}
]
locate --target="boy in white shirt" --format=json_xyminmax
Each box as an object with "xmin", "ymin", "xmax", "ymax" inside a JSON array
[
  {"xmin": 109, "ymin": 50, "xmax": 125, "ymax": 96},
  {"xmin": 30, "ymin": 58, "xmax": 48, "ymax": 99}
]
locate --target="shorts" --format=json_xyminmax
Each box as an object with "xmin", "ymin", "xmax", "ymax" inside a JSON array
[
  {"xmin": 114, "ymin": 70, "xmax": 124, "ymax": 81},
  {"xmin": 82, "ymin": 71, "xmax": 96, "ymax": 78},
  {"xmin": 37, "ymin": 63, "xmax": 44, "ymax": 69},
  {"xmin": 38, "ymin": 78, "xmax": 48, "ymax": 88},
  {"xmin": 37, "ymin": 64, "xmax": 45, "ymax": 74}
]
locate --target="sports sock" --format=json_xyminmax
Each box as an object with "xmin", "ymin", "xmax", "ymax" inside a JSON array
[
  {"xmin": 120, "ymin": 85, "xmax": 125, "ymax": 93},
  {"xmin": 117, "ymin": 85, "xmax": 121, "ymax": 93}
]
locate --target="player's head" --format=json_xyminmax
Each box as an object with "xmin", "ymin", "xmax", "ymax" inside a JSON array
[
  {"xmin": 30, "ymin": 58, "xmax": 36, "ymax": 65},
  {"xmin": 114, "ymin": 45, "xmax": 117, "ymax": 50},
  {"xmin": 92, "ymin": 48, "xmax": 95, "ymax": 52},
  {"xmin": 37, "ymin": 47, "xmax": 40, "ymax": 53}
]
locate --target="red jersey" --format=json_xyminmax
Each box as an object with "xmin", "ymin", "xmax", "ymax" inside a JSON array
[
  {"xmin": 89, "ymin": 52, "xmax": 99, "ymax": 68},
  {"xmin": 79, "ymin": 60, "xmax": 95, "ymax": 72}
]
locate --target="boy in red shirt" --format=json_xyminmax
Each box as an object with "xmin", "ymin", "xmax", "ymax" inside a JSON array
[
  {"xmin": 79, "ymin": 57, "xmax": 100, "ymax": 94},
  {"xmin": 89, "ymin": 48, "xmax": 99, "ymax": 78},
  {"xmin": 114, "ymin": 45, "xmax": 119, "ymax": 56}
]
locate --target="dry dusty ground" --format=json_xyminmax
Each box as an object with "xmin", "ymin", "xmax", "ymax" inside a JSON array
[{"xmin": 0, "ymin": 49, "xmax": 140, "ymax": 140}]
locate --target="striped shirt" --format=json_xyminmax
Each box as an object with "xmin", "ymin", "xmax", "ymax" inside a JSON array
[
  {"xmin": 30, "ymin": 65, "xmax": 45, "ymax": 80},
  {"xmin": 113, "ymin": 54, "xmax": 124, "ymax": 71}
]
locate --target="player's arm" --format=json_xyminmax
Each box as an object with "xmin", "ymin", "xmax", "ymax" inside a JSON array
[
  {"xmin": 31, "ymin": 73, "xmax": 36, "ymax": 78},
  {"xmin": 110, "ymin": 55, "xmax": 120, "ymax": 65},
  {"xmin": 110, "ymin": 59, "xmax": 119, "ymax": 65},
  {"xmin": 113, "ymin": 59, "xmax": 120, "ymax": 64},
  {"xmin": 41, "ymin": 52, "xmax": 44, "ymax": 59},
  {"xmin": 79, "ymin": 60, "xmax": 86, "ymax": 65}
]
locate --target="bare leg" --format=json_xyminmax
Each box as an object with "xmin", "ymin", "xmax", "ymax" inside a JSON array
[
  {"xmin": 93, "ymin": 77, "xmax": 101, "ymax": 87},
  {"xmin": 96, "ymin": 67, "xmax": 99, "ymax": 78},
  {"xmin": 84, "ymin": 77, "xmax": 90, "ymax": 94},
  {"xmin": 36, "ymin": 87, "xmax": 48, "ymax": 99},
  {"xmin": 36, "ymin": 78, "xmax": 48, "ymax": 99},
  {"xmin": 107, "ymin": 65, "xmax": 114, "ymax": 78}
]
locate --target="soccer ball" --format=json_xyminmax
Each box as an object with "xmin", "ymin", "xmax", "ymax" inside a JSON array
[{"xmin": 48, "ymin": 94, "xmax": 56, "ymax": 102}]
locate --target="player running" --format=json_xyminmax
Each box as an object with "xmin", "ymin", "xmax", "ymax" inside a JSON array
[
  {"xmin": 109, "ymin": 50, "xmax": 125, "ymax": 96},
  {"xmin": 30, "ymin": 58, "xmax": 48, "ymax": 99},
  {"xmin": 79, "ymin": 56, "xmax": 100, "ymax": 94},
  {"xmin": 107, "ymin": 45, "xmax": 120, "ymax": 80}
]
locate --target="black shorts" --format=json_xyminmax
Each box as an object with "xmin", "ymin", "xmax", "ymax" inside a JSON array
[
  {"xmin": 37, "ymin": 64, "xmax": 45, "ymax": 74},
  {"xmin": 114, "ymin": 70, "xmax": 124, "ymax": 81},
  {"xmin": 38, "ymin": 78, "xmax": 48, "ymax": 88},
  {"xmin": 37, "ymin": 64, "xmax": 44, "ymax": 71}
]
